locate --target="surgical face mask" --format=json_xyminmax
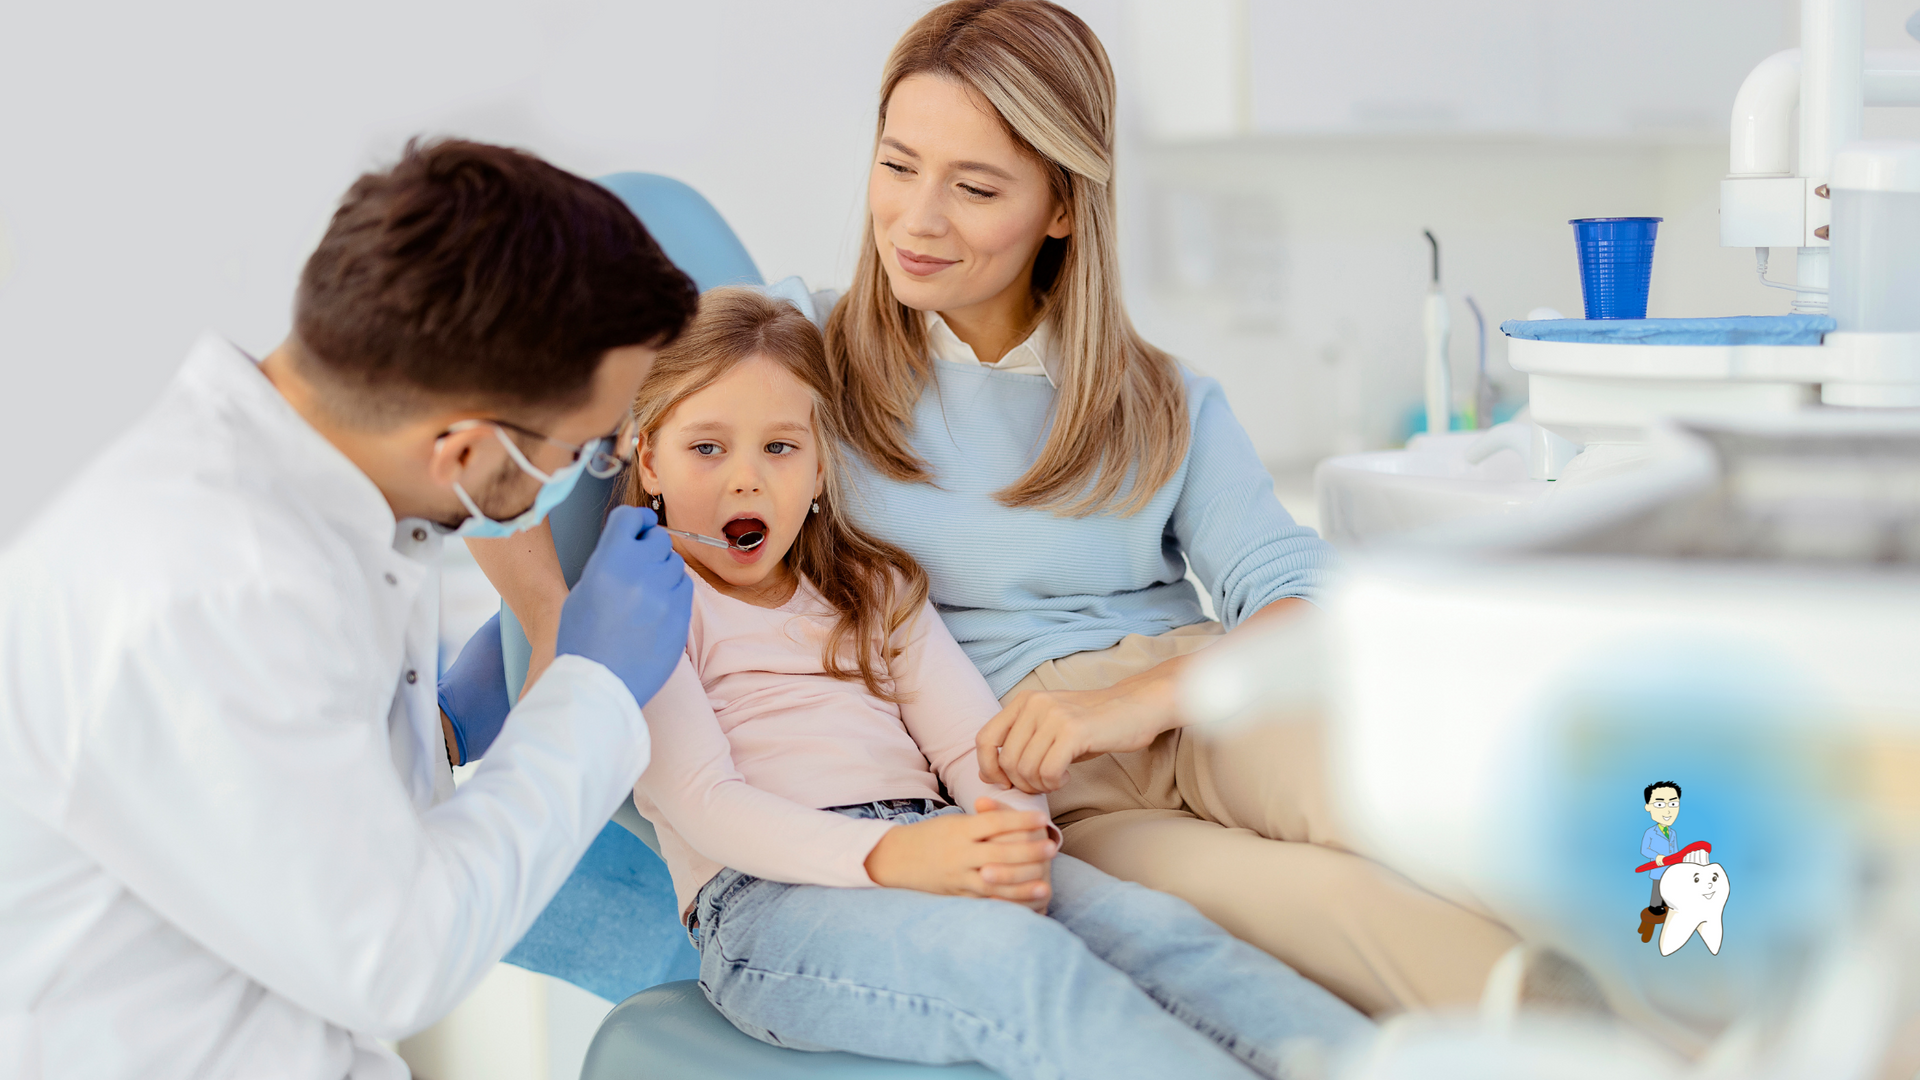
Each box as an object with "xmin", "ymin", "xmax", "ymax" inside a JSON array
[{"xmin": 448, "ymin": 423, "xmax": 590, "ymax": 539}]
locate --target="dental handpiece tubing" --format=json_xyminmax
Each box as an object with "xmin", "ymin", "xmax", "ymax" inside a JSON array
[
  {"xmin": 1423, "ymin": 231, "xmax": 1450, "ymax": 436},
  {"xmin": 1424, "ymin": 289, "xmax": 1450, "ymax": 436}
]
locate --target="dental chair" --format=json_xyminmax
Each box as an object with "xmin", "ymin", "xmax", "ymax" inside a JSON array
[{"xmin": 498, "ymin": 173, "xmax": 1000, "ymax": 1080}]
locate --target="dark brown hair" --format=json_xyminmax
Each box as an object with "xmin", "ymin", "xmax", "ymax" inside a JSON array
[
  {"xmin": 628, "ymin": 288, "xmax": 930, "ymax": 702},
  {"xmin": 293, "ymin": 137, "xmax": 698, "ymax": 424}
]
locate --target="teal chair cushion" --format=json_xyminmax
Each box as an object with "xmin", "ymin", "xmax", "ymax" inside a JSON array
[
  {"xmin": 582, "ymin": 981, "xmax": 1002, "ymax": 1080},
  {"xmin": 500, "ymin": 814, "xmax": 694, "ymax": 1000}
]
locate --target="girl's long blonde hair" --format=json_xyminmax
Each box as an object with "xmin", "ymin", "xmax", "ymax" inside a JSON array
[
  {"xmin": 627, "ymin": 288, "xmax": 930, "ymax": 701},
  {"xmin": 826, "ymin": 0, "xmax": 1188, "ymax": 517}
]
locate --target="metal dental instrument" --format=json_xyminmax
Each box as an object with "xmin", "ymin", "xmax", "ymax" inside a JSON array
[{"xmin": 663, "ymin": 526, "xmax": 766, "ymax": 552}]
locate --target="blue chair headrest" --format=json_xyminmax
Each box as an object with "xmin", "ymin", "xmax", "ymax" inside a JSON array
[
  {"xmin": 499, "ymin": 174, "xmax": 765, "ymax": 705},
  {"xmin": 597, "ymin": 172, "xmax": 764, "ymax": 293}
]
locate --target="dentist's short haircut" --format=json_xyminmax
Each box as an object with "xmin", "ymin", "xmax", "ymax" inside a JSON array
[
  {"xmin": 293, "ymin": 137, "xmax": 698, "ymax": 427},
  {"xmin": 1645, "ymin": 781, "xmax": 1682, "ymax": 802}
]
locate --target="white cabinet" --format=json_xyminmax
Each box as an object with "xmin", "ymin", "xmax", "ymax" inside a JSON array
[{"xmin": 1126, "ymin": 0, "xmax": 1792, "ymax": 141}]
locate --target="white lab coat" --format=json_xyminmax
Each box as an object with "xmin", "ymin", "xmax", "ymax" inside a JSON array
[{"xmin": 0, "ymin": 335, "xmax": 649, "ymax": 1079}]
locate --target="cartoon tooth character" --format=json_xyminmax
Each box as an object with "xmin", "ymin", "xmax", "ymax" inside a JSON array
[
  {"xmin": 1637, "ymin": 781, "xmax": 1683, "ymax": 940},
  {"xmin": 1658, "ymin": 856, "xmax": 1729, "ymax": 956}
]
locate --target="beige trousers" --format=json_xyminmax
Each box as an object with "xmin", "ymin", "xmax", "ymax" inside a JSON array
[{"xmin": 1002, "ymin": 622, "xmax": 1518, "ymax": 1018}]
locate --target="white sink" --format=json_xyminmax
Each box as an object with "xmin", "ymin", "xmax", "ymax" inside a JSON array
[{"xmin": 1314, "ymin": 431, "xmax": 1554, "ymax": 547}]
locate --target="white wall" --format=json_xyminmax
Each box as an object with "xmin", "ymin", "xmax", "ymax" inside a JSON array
[
  {"xmin": 7, "ymin": 1, "xmax": 1920, "ymax": 541},
  {"xmin": 0, "ymin": 0, "xmax": 1117, "ymax": 543}
]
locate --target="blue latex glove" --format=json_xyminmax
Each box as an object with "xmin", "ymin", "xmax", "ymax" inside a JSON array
[
  {"xmin": 555, "ymin": 506, "xmax": 693, "ymax": 708},
  {"xmin": 438, "ymin": 612, "xmax": 511, "ymax": 765}
]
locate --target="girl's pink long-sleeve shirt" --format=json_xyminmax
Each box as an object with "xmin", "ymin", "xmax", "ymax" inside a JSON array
[{"xmin": 634, "ymin": 570, "xmax": 1054, "ymax": 915}]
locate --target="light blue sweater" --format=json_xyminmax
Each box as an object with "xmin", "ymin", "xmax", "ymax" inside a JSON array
[{"xmin": 840, "ymin": 360, "xmax": 1335, "ymax": 697}]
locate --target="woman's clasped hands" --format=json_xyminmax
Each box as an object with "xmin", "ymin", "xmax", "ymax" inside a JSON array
[{"xmin": 862, "ymin": 798, "xmax": 1057, "ymax": 913}]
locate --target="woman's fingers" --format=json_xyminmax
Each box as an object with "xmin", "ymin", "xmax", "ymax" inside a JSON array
[
  {"xmin": 1036, "ymin": 738, "xmax": 1079, "ymax": 793},
  {"xmin": 975, "ymin": 703, "xmax": 1022, "ymax": 786},
  {"xmin": 994, "ymin": 707, "xmax": 1041, "ymax": 794},
  {"xmin": 1012, "ymin": 716, "xmax": 1070, "ymax": 792}
]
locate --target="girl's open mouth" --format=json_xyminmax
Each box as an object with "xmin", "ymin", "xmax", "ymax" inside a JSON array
[{"xmin": 723, "ymin": 517, "xmax": 767, "ymax": 551}]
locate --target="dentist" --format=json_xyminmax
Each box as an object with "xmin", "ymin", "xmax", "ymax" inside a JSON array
[{"xmin": 0, "ymin": 139, "xmax": 697, "ymax": 1079}]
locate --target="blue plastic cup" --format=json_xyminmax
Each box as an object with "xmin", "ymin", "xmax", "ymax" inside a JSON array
[{"xmin": 1570, "ymin": 217, "xmax": 1662, "ymax": 319}]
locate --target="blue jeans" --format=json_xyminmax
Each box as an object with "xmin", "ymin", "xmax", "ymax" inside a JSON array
[{"xmin": 690, "ymin": 800, "xmax": 1372, "ymax": 1080}]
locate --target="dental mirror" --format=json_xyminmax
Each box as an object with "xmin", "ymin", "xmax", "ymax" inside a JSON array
[{"xmin": 663, "ymin": 526, "xmax": 766, "ymax": 552}]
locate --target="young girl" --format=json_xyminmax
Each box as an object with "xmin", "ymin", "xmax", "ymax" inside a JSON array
[{"xmin": 597, "ymin": 287, "xmax": 1370, "ymax": 1080}]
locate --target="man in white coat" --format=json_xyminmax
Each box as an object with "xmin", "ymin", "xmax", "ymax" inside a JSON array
[{"xmin": 0, "ymin": 139, "xmax": 700, "ymax": 1079}]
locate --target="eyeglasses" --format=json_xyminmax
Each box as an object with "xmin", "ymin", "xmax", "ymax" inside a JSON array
[
  {"xmin": 446, "ymin": 414, "xmax": 639, "ymax": 481},
  {"xmin": 1650, "ymin": 800, "xmax": 1680, "ymax": 809}
]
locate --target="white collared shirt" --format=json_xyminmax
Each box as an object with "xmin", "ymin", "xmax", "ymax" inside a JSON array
[
  {"xmin": 0, "ymin": 335, "xmax": 648, "ymax": 1080},
  {"xmin": 924, "ymin": 310, "xmax": 1062, "ymax": 385}
]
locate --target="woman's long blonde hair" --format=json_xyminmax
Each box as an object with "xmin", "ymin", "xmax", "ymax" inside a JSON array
[
  {"xmin": 826, "ymin": 0, "xmax": 1188, "ymax": 517},
  {"xmin": 627, "ymin": 288, "xmax": 930, "ymax": 701}
]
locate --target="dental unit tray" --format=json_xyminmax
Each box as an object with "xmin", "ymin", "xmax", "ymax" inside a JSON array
[
  {"xmin": 1501, "ymin": 315, "xmax": 1833, "ymax": 346},
  {"xmin": 1503, "ymin": 316, "xmax": 1920, "ymax": 383},
  {"xmin": 1500, "ymin": 317, "xmax": 1920, "ymax": 445}
]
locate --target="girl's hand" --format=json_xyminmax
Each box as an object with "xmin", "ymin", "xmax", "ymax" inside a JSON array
[
  {"xmin": 863, "ymin": 799, "xmax": 1055, "ymax": 908},
  {"xmin": 978, "ymin": 798, "xmax": 1054, "ymax": 914}
]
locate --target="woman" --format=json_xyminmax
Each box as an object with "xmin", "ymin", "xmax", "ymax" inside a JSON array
[{"xmin": 476, "ymin": 0, "xmax": 1526, "ymax": 1018}]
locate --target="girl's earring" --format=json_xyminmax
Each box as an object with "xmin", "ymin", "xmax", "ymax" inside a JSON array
[
  {"xmin": 650, "ymin": 494, "xmax": 662, "ymax": 511},
  {"xmin": 811, "ymin": 499, "xmax": 821, "ymax": 515}
]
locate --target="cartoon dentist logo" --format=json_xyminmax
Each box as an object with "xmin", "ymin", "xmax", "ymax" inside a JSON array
[{"xmin": 1634, "ymin": 781, "xmax": 1729, "ymax": 955}]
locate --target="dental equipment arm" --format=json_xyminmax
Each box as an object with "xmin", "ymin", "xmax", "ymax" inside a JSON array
[{"xmin": 1753, "ymin": 247, "xmax": 1829, "ymax": 294}]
